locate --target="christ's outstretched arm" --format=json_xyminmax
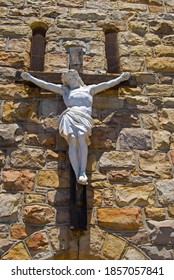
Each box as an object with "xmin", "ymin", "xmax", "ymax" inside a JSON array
[
  {"xmin": 21, "ymin": 72, "xmax": 64, "ymax": 94},
  {"xmin": 90, "ymin": 72, "xmax": 130, "ymax": 95}
]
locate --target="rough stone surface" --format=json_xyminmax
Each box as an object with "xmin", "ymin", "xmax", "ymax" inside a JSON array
[
  {"xmin": 0, "ymin": 193, "xmax": 22, "ymax": 223},
  {"xmin": 97, "ymin": 208, "xmax": 143, "ymax": 230},
  {"xmin": 117, "ymin": 128, "xmax": 152, "ymax": 150},
  {"xmin": 0, "ymin": 240, "xmax": 14, "ymax": 257},
  {"xmin": 156, "ymin": 179, "xmax": 174, "ymax": 205},
  {"xmin": 139, "ymin": 151, "xmax": 172, "ymax": 179},
  {"xmin": 10, "ymin": 148, "xmax": 45, "ymax": 169},
  {"xmin": 2, "ymin": 242, "xmax": 31, "ymax": 260},
  {"xmin": 147, "ymin": 220, "xmax": 174, "ymax": 245},
  {"xmin": 2, "ymin": 170, "xmax": 35, "ymax": 192},
  {"xmin": 0, "ymin": 124, "xmax": 23, "ymax": 147},
  {"xmin": 159, "ymin": 109, "xmax": 174, "ymax": 132},
  {"xmin": 37, "ymin": 170, "xmax": 59, "ymax": 188},
  {"xmin": 47, "ymin": 227, "xmax": 69, "ymax": 255},
  {"xmin": 144, "ymin": 206, "xmax": 166, "ymax": 220},
  {"xmin": 141, "ymin": 245, "xmax": 173, "ymax": 260},
  {"xmin": 10, "ymin": 224, "xmax": 28, "ymax": 240},
  {"xmin": 79, "ymin": 227, "xmax": 106, "ymax": 259},
  {"xmin": 153, "ymin": 130, "xmax": 171, "ymax": 150},
  {"xmin": 102, "ymin": 234, "xmax": 127, "ymax": 260},
  {"xmin": 26, "ymin": 232, "xmax": 53, "ymax": 260},
  {"xmin": 24, "ymin": 205, "xmax": 55, "ymax": 225},
  {"xmin": 99, "ymin": 151, "xmax": 136, "ymax": 172},
  {"xmin": 123, "ymin": 247, "xmax": 148, "ymax": 260},
  {"xmin": 114, "ymin": 185, "xmax": 156, "ymax": 207}
]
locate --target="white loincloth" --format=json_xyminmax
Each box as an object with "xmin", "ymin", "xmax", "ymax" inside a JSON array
[{"xmin": 58, "ymin": 107, "xmax": 93, "ymax": 145}]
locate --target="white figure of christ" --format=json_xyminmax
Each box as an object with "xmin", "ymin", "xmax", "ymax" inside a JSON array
[{"xmin": 21, "ymin": 70, "xmax": 130, "ymax": 185}]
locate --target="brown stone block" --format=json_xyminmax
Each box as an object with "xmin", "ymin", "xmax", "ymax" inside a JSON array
[
  {"xmin": 24, "ymin": 194, "xmax": 46, "ymax": 204},
  {"xmin": 108, "ymin": 170, "xmax": 130, "ymax": 183},
  {"xmin": 0, "ymin": 124, "xmax": 23, "ymax": 147},
  {"xmin": 10, "ymin": 148, "xmax": 45, "ymax": 169},
  {"xmin": 128, "ymin": 21, "xmax": 148, "ymax": 36},
  {"xmin": 118, "ymin": 31, "xmax": 144, "ymax": 46},
  {"xmin": 119, "ymin": 86, "xmax": 143, "ymax": 97},
  {"xmin": 47, "ymin": 227, "xmax": 69, "ymax": 255},
  {"xmin": 130, "ymin": 45, "xmax": 152, "ymax": 56},
  {"xmin": 162, "ymin": 35, "xmax": 174, "ymax": 46},
  {"xmin": 0, "ymin": 51, "xmax": 29, "ymax": 67},
  {"xmin": 99, "ymin": 151, "xmax": 136, "ymax": 172},
  {"xmin": 91, "ymin": 181, "xmax": 112, "ymax": 189},
  {"xmin": 0, "ymin": 193, "xmax": 22, "ymax": 223},
  {"xmin": 139, "ymin": 151, "xmax": 172, "ymax": 179},
  {"xmin": 156, "ymin": 179, "xmax": 174, "ymax": 205},
  {"xmin": 114, "ymin": 185, "xmax": 156, "ymax": 207},
  {"xmin": 103, "ymin": 189, "xmax": 113, "ymax": 207},
  {"xmin": 159, "ymin": 109, "xmax": 174, "ymax": 132},
  {"xmin": 10, "ymin": 224, "xmax": 28, "ymax": 240},
  {"xmin": 25, "ymin": 134, "xmax": 56, "ymax": 148},
  {"xmin": 120, "ymin": 56, "xmax": 144, "ymax": 72},
  {"xmin": 123, "ymin": 246, "xmax": 148, "ymax": 260},
  {"xmin": 57, "ymin": 0, "xmax": 84, "ymax": 7},
  {"xmin": 121, "ymin": 231, "xmax": 149, "ymax": 246},
  {"xmin": 87, "ymin": 189, "xmax": 102, "ymax": 208},
  {"xmin": 3, "ymin": 101, "xmax": 39, "ymax": 123},
  {"xmin": 144, "ymin": 206, "xmax": 165, "ymax": 220},
  {"xmin": 2, "ymin": 170, "xmax": 35, "ymax": 192},
  {"xmin": 90, "ymin": 126, "xmax": 116, "ymax": 150},
  {"xmin": 8, "ymin": 38, "xmax": 31, "ymax": 52},
  {"xmin": 168, "ymin": 205, "xmax": 174, "ymax": 218},
  {"xmin": 79, "ymin": 227, "xmax": 106, "ymax": 259},
  {"xmin": 38, "ymin": 170, "xmax": 59, "ymax": 188},
  {"xmin": 146, "ymin": 57, "xmax": 174, "ymax": 73},
  {"xmin": 146, "ymin": 84, "xmax": 174, "ymax": 97},
  {"xmin": 24, "ymin": 205, "xmax": 55, "ymax": 224},
  {"xmin": 26, "ymin": 232, "xmax": 49, "ymax": 255},
  {"xmin": 103, "ymin": 111, "xmax": 140, "ymax": 127},
  {"xmin": 118, "ymin": 2, "xmax": 148, "ymax": 11},
  {"xmin": 117, "ymin": 128, "xmax": 152, "ymax": 150},
  {"xmin": 0, "ymin": 84, "xmax": 35, "ymax": 99},
  {"xmin": 93, "ymin": 96, "xmax": 125, "ymax": 110},
  {"xmin": 102, "ymin": 234, "xmax": 127, "ymax": 260},
  {"xmin": 97, "ymin": 208, "xmax": 143, "ymax": 230},
  {"xmin": 153, "ymin": 130, "xmax": 171, "ymax": 150},
  {"xmin": 83, "ymin": 55, "xmax": 105, "ymax": 70},
  {"xmin": 45, "ymin": 53, "xmax": 68, "ymax": 69},
  {"xmin": 149, "ymin": 5, "xmax": 165, "ymax": 13},
  {"xmin": 2, "ymin": 242, "xmax": 31, "ymax": 260},
  {"xmin": 144, "ymin": 33, "xmax": 161, "ymax": 46},
  {"xmin": 141, "ymin": 114, "xmax": 159, "ymax": 130},
  {"xmin": 154, "ymin": 45, "xmax": 174, "ymax": 57}
]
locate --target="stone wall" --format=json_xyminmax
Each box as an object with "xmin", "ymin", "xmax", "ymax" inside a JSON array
[{"xmin": 0, "ymin": 0, "xmax": 174, "ymax": 260}]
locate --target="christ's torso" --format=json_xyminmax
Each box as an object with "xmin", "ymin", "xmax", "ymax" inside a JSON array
[{"xmin": 62, "ymin": 86, "xmax": 93, "ymax": 115}]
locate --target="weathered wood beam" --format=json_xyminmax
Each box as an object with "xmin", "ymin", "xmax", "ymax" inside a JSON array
[{"xmin": 15, "ymin": 71, "xmax": 137, "ymax": 88}]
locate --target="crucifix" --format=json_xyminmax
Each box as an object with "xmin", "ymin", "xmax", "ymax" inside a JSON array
[{"xmin": 16, "ymin": 47, "xmax": 137, "ymax": 230}]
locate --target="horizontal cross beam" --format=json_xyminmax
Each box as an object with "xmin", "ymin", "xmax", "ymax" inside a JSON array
[{"xmin": 15, "ymin": 71, "xmax": 137, "ymax": 88}]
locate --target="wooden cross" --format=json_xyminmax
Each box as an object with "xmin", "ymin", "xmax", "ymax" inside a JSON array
[{"xmin": 16, "ymin": 47, "xmax": 137, "ymax": 231}]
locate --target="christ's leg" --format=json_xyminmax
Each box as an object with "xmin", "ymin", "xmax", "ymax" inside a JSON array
[
  {"xmin": 68, "ymin": 134, "xmax": 79, "ymax": 180},
  {"xmin": 77, "ymin": 131, "xmax": 88, "ymax": 185}
]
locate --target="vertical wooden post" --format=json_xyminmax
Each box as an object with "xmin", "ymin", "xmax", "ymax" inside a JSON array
[{"xmin": 68, "ymin": 47, "xmax": 87, "ymax": 230}]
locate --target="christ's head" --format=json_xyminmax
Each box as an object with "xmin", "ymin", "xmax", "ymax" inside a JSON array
[{"xmin": 61, "ymin": 69, "xmax": 85, "ymax": 89}]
